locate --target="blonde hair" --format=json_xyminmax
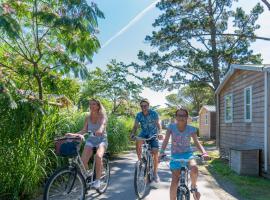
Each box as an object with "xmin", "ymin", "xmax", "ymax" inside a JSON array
[{"xmin": 89, "ymin": 98, "xmax": 107, "ymax": 121}]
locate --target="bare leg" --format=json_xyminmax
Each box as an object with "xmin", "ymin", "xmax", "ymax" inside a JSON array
[
  {"xmin": 152, "ymin": 149, "xmax": 159, "ymax": 175},
  {"xmin": 81, "ymin": 146, "xmax": 93, "ymax": 170},
  {"xmin": 189, "ymin": 159, "xmax": 200, "ymax": 200},
  {"xmin": 136, "ymin": 140, "xmax": 144, "ymax": 161},
  {"xmin": 170, "ymin": 170, "xmax": 180, "ymax": 200},
  {"xmin": 95, "ymin": 145, "xmax": 106, "ymax": 179}
]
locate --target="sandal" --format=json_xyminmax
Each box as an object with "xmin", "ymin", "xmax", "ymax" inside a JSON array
[{"xmin": 190, "ymin": 187, "xmax": 201, "ymax": 200}]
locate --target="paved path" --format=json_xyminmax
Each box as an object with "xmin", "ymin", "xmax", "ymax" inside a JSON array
[{"xmin": 86, "ymin": 150, "xmax": 240, "ymax": 200}]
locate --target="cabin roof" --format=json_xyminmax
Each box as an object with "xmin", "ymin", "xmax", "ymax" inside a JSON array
[{"xmin": 215, "ymin": 64, "xmax": 270, "ymax": 94}]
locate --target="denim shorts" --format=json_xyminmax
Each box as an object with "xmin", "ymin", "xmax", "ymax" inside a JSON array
[
  {"xmin": 85, "ymin": 136, "xmax": 108, "ymax": 149},
  {"xmin": 170, "ymin": 152, "xmax": 194, "ymax": 171},
  {"xmin": 138, "ymin": 132, "xmax": 159, "ymax": 150}
]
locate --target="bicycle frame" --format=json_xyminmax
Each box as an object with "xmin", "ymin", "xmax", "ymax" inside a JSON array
[
  {"xmin": 172, "ymin": 156, "xmax": 203, "ymax": 200},
  {"xmin": 67, "ymin": 148, "xmax": 99, "ymax": 188},
  {"xmin": 137, "ymin": 135, "xmax": 157, "ymax": 182}
]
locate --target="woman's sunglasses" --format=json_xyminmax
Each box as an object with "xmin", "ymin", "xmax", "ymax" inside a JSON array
[{"xmin": 176, "ymin": 114, "xmax": 188, "ymax": 118}]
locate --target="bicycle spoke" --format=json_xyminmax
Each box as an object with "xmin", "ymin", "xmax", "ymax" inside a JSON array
[{"xmin": 45, "ymin": 169, "xmax": 85, "ymax": 200}]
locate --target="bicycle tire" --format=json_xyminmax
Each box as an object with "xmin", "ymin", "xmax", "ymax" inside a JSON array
[
  {"xmin": 43, "ymin": 166, "xmax": 86, "ymax": 200},
  {"xmin": 147, "ymin": 153, "xmax": 154, "ymax": 183},
  {"xmin": 96, "ymin": 157, "xmax": 110, "ymax": 194},
  {"xmin": 177, "ymin": 186, "xmax": 190, "ymax": 200},
  {"xmin": 134, "ymin": 160, "xmax": 148, "ymax": 199}
]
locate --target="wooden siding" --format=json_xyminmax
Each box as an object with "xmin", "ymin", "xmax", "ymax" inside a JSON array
[
  {"xmin": 210, "ymin": 112, "xmax": 216, "ymax": 139},
  {"xmin": 199, "ymin": 108, "xmax": 216, "ymax": 139},
  {"xmin": 199, "ymin": 108, "xmax": 210, "ymax": 138},
  {"xmin": 218, "ymin": 70, "xmax": 265, "ymax": 160},
  {"xmin": 267, "ymin": 72, "xmax": 270, "ymax": 174}
]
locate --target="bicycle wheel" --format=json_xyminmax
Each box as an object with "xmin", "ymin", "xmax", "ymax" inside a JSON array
[
  {"xmin": 177, "ymin": 186, "xmax": 190, "ymax": 200},
  {"xmin": 96, "ymin": 157, "xmax": 110, "ymax": 194},
  {"xmin": 43, "ymin": 166, "xmax": 86, "ymax": 200},
  {"xmin": 147, "ymin": 154, "xmax": 154, "ymax": 183},
  {"xmin": 134, "ymin": 160, "xmax": 148, "ymax": 199}
]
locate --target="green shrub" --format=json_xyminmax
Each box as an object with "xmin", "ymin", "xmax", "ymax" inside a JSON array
[
  {"xmin": 107, "ymin": 115, "xmax": 133, "ymax": 154},
  {"xmin": 0, "ymin": 93, "xmax": 87, "ymax": 199},
  {"xmin": 0, "ymin": 92, "xmax": 133, "ymax": 199}
]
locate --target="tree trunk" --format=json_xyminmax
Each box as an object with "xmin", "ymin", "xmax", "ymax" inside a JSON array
[
  {"xmin": 208, "ymin": 0, "xmax": 220, "ymax": 91},
  {"xmin": 33, "ymin": 63, "xmax": 43, "ymax": 100}
]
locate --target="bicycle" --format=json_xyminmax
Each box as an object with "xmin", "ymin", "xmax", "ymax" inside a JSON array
[
  {"xmin": 134, "ymin": 134, "xmax": 157, "ymax": 199},
  {"xmin": 160, "ymin": 154, "xmax": 206, "ymax": 200},
  {"xmin": 43, "ymin": 132, "xmax": 110, "ymax": 200}
]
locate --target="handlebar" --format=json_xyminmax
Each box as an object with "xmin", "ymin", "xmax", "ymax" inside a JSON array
[
  {"xmin": 160, "ymin": 154, "xmax": 209, "ymax": 163},
  {"xmin": 135, "ymin": 134, "xmax": 157, "ymax": 141}
]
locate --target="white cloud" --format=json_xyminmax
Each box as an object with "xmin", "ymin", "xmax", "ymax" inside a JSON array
[{"xmin": 101, "ymin": 0, "xmax": 159, "ymax": 49}]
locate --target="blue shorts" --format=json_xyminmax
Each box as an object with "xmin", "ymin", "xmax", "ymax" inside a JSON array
[
  {"xmin": 138, "ymin": 132, "xmax": 159, "ymax": 150},
  {"xmin": 170, "ymin": 152, "xmax": 194, "ymax": 171}
]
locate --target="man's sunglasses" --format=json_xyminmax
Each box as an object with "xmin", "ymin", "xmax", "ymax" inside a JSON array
[{"xmin": 140, "ymin": 104, "xmax": 149, "ymax": 108}]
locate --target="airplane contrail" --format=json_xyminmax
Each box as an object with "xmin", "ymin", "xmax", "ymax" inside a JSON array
[{"xmin": 101, "ymin": 0, "xmax": 159, "ymax": 49}]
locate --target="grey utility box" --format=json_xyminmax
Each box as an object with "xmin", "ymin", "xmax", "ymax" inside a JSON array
[{"xmin": 229, "ymin": 147, "xmax": 260, "ymax": 176}]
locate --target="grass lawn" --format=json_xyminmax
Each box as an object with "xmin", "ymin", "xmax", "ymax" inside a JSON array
[{"xmin": 207, "ymin": 151, "xmax": 270, "ymax": 200}]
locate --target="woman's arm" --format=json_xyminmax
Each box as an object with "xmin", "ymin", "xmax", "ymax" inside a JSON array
[
  {"xmin": 160, "ymin": 129, "xmax": 171, "ymax": 153},
  {"xmin": 95, "ymin": 115, "xmax": 106, "ymax": 136},
  {"xmin": 75, "ymin": 116, "xmax": 88, "ymax": 135},
  {"xmin": 192, "ymin": 133, "xmax": 207, "ymax": 155}
]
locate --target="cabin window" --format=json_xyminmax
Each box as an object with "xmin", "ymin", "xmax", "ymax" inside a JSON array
[
  {"xmin": 244, "ymin": 86, "xmax": 252, "ymax": 122},
  {"xmin": 225, "ymin": 94, "xmax": 233, "ymax": 123},
  {"xmin": 205, "ymin": 114, "xmax": 208, "ymax": 125}
]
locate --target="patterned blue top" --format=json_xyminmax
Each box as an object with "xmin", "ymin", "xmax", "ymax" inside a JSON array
[
  {"xmin": 167, "ymin": 123, "xmax": 197, "ymax": 155},
  {"xmin": 135, "ymin": 109, "xmax": 159, "ymax": 136}
]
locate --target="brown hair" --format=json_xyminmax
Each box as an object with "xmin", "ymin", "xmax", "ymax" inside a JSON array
[
  {"xmin": 175, "ymin": 107, "xmax": 189, "ymax": 117},
  {"xmin": 140, "ymin": 98, "xmax": 150, "ymax": 106}
]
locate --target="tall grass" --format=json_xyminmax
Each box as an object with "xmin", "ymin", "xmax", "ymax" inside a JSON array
[
  {"xmin": 0, "ymin": 93, "xmax": 133, "ymax": 199},
  {"xmin": 0, "ymin": 94, "xmax": 87, "ymax": 199}
]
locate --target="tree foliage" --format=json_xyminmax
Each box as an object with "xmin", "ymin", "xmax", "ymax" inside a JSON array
[
  {"xmin": 130, "ymin": 0, "xmax": 267, "ymax": 91},
  {"xmin": 80, "ymin": 60, "xmax": 142, "ymax": 115},
  {"xmin": 164, "ymin": 82, "xmax": 215, "ymax": 116},
  {"xmin": 0, "ymin": 0, "xmax": 103, "ymax": 100}
]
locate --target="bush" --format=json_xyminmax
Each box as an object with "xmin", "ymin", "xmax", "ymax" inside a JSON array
[
  {"xmin": 0, "ymin": 93, "xmax": 133, "ymax": 199},
  {"xmin": 0, "ymin": 96, "xmax": 58, "ymax": 200},
  {"xmin": 0, "ymin": 92, "xmax": 87, "ymax": 200},
  {"xmin": 107, "ymin": 115, "xmax": 133, "ymax": 154}
]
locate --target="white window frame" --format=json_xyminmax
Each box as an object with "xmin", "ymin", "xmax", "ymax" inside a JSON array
[
  {"xmin": 205, "ymin": 113, "xmax": 208, "ymax": 125},
  {"xmin": 244, "ymin": 86, "xmax": 252, "ymax": 122},
  {"xmin": 225, "ymin": 94, "xmax": 233, "ymax": 123}
]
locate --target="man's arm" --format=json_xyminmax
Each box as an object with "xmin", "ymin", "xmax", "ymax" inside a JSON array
[
  {"xmin": 130, "ymin": 120, "xmax": 139, "ymax": 138},
  {"xmin": 156, "ymin": 119, "xmax": 162, "ymax": 134}
]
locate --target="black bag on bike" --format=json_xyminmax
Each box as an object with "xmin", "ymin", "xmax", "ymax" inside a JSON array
[{"xmin": 55, "ymin": 137, "xmax": 81, "ymax": 157}]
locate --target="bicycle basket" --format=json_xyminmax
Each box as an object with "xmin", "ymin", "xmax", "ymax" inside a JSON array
[{"xmin": 54, "ymin": 137, "xmax": 81, "ymax": 157}]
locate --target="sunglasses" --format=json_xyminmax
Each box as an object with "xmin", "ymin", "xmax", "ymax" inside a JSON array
[
  {"xmin": 140, "ymin": 104, "xmax": 149, "ymax": 108},
  {"xmin": 176, "ymin": 114, "xmax": 188, "ymax": 118}
]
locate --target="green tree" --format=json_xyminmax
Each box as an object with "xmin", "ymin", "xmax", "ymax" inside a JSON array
[
  {"xmin": 130, "ymin": 0, "xmax": 268, "ymax": 92},
  {"xmin": 180, "ymin": 83, "xmax": 215, "ymax": 116},
  {"xmin": 164, "ymin": 83, "xmax": 215, "ymax": 116},
  {"xmin": 43, "ymin": 75, "xmax": 81, "ymax": 103},
  {"xmin": 0, "ymin": 0, "xmax": 103, "ymax": 100},
  {"xmin": 80, "ymin": 60, "xmax": 142, "ymax": 115}
]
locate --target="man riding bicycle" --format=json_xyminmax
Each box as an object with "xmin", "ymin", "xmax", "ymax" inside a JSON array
[{"xmin": 130, "ymin": 99, "xmax": 162, "ymax": 183}]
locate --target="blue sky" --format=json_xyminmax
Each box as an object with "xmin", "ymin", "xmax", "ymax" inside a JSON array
[{"xmin": 89, "ymin": 0, "xmax": 270, "ymax": 107}]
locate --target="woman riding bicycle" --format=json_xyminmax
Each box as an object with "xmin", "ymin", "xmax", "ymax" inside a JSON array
[
  {"xmin": 160, "ymin": 108, "xmax": 209, "ymax": 200},
  {"xmin": 66, "ymin": 98, "xmax": 107, "ymax": 190}
]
